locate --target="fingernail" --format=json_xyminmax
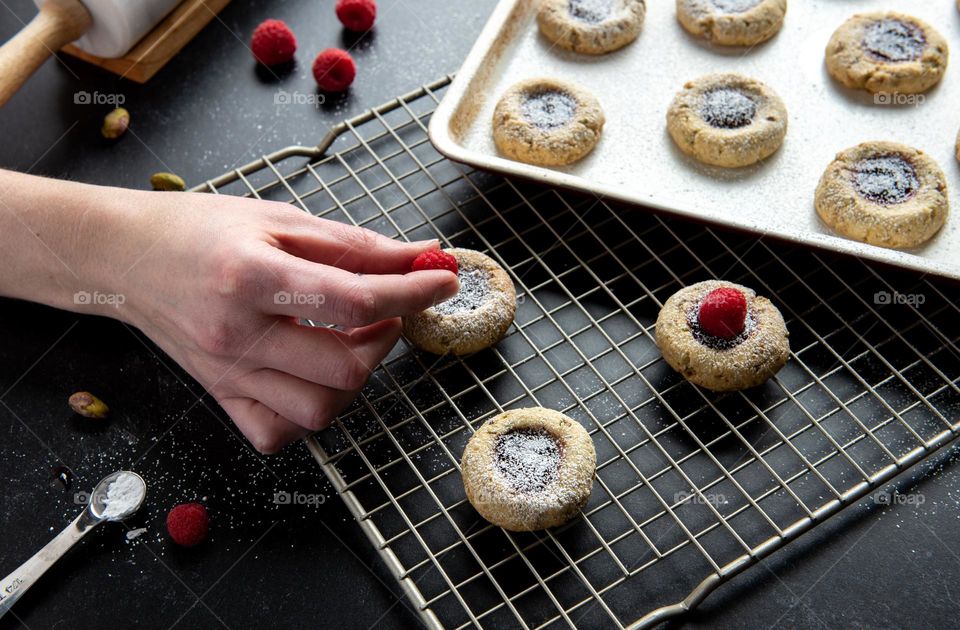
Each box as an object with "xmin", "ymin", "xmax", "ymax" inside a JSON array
[
  {"xmin": 423, "ymin": 269, "xmax": 459, "ymax": 303},
  {"xmin": 443, "ymin": 273, "xmax": 460, "ymax": 298},
  {"xmin": 412, "ymin": 238, "xmax": 439, "ymax": 248}
]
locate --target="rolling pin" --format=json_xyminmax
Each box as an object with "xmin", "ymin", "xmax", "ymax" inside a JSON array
[{"xmin": 0, "ymin": 0, "xmax": 180, "ymax": 106}]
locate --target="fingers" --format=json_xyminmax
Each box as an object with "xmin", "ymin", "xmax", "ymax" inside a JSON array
[
  {"xmin": 277, "ymin": 215, "xmax": 442, "ymax": 274},
  {"xmin": 219, "ymin": 320, "xmax": 402, "ymax": 445},
  {"xmin": 346, "ymin": 317, "xmax": 405, "ymax": 345},
  {"xmin": 251, "ymin": 318, "xmax": 402, "ymax": 389},
  {"xmin": 233, "ymin": 368, "xmax": 358, "ymax": 432},
  {"xmin": 262, "ymin": 248, "xmax": 459, "ymax": 325},
  {"xmin": 219, "ymin": 397, "xmax": 310, "ymax": 454}
]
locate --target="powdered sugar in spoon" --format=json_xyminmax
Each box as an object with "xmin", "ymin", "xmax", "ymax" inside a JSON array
[{"xmin": 0, "ymin": 470, "xmax": 146, "ymax": 617}]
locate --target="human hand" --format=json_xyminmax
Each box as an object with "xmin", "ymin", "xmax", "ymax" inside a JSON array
[{"xmin": 96, "ymin": 191, "xmax": 458, "ymax": 453}]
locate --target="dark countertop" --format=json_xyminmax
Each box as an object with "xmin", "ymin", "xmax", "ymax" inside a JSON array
[{"xmin": 1, "ymin": 1, "xmax": 959, "ymax": 629}]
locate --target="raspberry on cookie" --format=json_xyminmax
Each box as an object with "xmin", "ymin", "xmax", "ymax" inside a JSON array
[
  {"xmin": 402, "ymin": 249, "xmax": 517, "ymax": 355},
  {"xmin": 411, "ymin": 250, "xmax": 458, "ymax": 274},
  {"xmin": 698, "ymin": 287, "xmax": 748, "ymax": 339},
  {"xmin": 655, "ymin": 280, "xmax": 789, "ymax": 391}
]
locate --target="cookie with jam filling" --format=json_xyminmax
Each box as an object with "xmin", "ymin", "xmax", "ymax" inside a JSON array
[
  {"xmin": 826, "ymin": 12, "xmax": 948, "ymax": 95},
  {"xmin": 493, "ymin": 77, "xmax": 605, "ymax": 166},
  {"xmin": 402, "ymin": 248, "xmax": 517, "ymax": 355},
  {"xmin": 815, "ymin": 141, "xmax": 949, "ymax": 249},
  {"xmin": 666, "ymin": 73, "xmax": 788, "ymax": 168},
  {"xmin": 461, "ymin": 407, "xmax": 596, "ymax": 531},
  {"xmin": 676, "ymin": 0, "xmax": 787, "ymax": 47},
  {"xmin": 537, "ymin": 0, "xmax": 646, "ymax": 55},
  {"xmin": 656, "ymin": 280, "xmax": 790, "ymax": 392}
]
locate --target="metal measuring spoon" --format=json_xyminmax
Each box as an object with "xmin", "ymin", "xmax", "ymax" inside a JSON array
[{"xmin": 0, "ymin": 470, "xmax": 146, "ymax": 618}]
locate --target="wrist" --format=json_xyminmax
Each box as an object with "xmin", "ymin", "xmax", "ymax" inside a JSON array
[
  {"xmin": 65, "ymin": 184, "xmax": 163, "ymax": 326},
  {"xmin": 0, "ymin": 171, "xmax": 152, "ymax": 323}
]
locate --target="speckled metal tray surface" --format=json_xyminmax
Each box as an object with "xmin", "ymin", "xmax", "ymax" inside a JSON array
[{"xmin": 429, "ymin": 0, "xmax": 960, "ymax": 280}]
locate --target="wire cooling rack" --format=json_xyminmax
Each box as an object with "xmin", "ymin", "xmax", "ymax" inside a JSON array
[{"xmin": 192, "ymin": 76, "xmax": 960, "ymax": 628}]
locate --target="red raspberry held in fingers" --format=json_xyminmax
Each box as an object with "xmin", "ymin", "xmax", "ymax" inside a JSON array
[
  {"xmin": 166, "ymin": 503, "xmax": 209, "ymax": 547},
  {"xmin": 412, "ymin": 250, "xmax": 458, "ymax": 274},
  {"xmin": 312, "ymin": 48, "xmax": 356, "ymax": 92},
  {"xmin": 250, "ymin": 19, "xmax": 297, "ymax": 66},
  {"xmin": 336, "ymin": 0, "xmax": 377, "ymax": 32},
  {"xmin": 698, "ymin": 287, "xmax": 748, "ymax": 339}
]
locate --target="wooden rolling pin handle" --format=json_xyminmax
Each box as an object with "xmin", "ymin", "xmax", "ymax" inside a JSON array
[{"xmin": 0, "ymin": 0, "xmax": 92, "ymax": 107}]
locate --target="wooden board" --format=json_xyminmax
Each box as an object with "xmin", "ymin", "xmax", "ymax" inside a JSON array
[{"xmin": 61, "ymin": 0, "xmax": 231, "ymax": 83}]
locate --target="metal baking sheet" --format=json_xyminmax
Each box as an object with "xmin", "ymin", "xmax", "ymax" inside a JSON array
[{"xmin": 429, "ymin": 0, "xmax": 960, "ymax": 280}]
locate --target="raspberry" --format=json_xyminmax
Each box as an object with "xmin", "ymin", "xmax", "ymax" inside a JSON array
[
  {"xmin": 312, "ymin": 48, "xmax": 356, "ymax": 92},
  {"xmin": 412, "ymin": 250, "xmax": 458, "ymax": 274},
  {"xmin": 698, "ymin": 287, "xmax": 748, "ymax": 339},
  {"xmin": 250, "ymin": 19, "xmax": 297, "ymax": 66},
  {"xmin": 166, "ymin": 503, "xmax": 209, "ymax": 547},
  {"xmin": 336, "ymin": 0, "xmax": 377, "ymax": 32}
]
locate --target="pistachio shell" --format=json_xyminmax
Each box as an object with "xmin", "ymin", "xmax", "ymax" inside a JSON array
[
  {"xmin": 101, "ymin": 107, "xmax": 130, "ymax": 139},
  {"xmin": 68, "ymin": 391, "xmax": 109, "ymax": 419},
  {"xmin": 150, "ymin": 172, "xmax": 186, "ymax": 191}
]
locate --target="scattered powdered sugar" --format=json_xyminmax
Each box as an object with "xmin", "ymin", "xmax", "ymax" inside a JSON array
[
  {"xmin": 25, "ymin": 392, "xmax": 333, "ymax": 569},
  {"xmin": 520, "ymin": 89, "xmax": 577, "ymax": 130},
  {"xmin": 852, "ymin": 155, "xmax": 919, "ymax": 206},
  {"xmin": 433, "ymin": 268, "xmax": 492, "ymax": 315},
  {"xmin": 710, "ymin": 0, "xmax": 761, "ymax": 14},
  {"xmin": 863, "ymin": 19, "xmax": 926, "ymax": 62},
  {"xmin": 568, "ymin": 0, "xmax": 614, "ymax": 24},
  {"xmin": 125, "ymin": 527, "xmax": 148, "ymax": 541},
  {"xmin": 494, "ymin": 429, "xmax": 561, "ymax": 493},
  {"xmin": 100, "ymin": 472, "xmax": 144, "ymax": 520},
  {"xmin": 699, "ymin": 88, "xmax": 757, "ymax": 130}
]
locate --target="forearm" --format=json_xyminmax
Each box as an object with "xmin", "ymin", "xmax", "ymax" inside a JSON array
[
  {"xmin": 0, "ymin": 169, "xmax": 145, "ymax": 319},
  {"xmin": 0, "ymin": 168, "xmax": 458, "ymax": 453}
]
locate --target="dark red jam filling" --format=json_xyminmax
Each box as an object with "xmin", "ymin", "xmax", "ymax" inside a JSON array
[
  {"xmin": 521, "ymin": 89, "xmax": 577, "ymax": 130},
  {"xmin": 862, "ymin": 19, "xmax": 926, "ymax": 62},
  {"xmin": 851, "ymin": 155, "xmax": 919, "ymax": 206},
  {"xmin": 568, "ymin": 0, "xmax": 613, "ymax": 24},
  {"xmin": 710, "ymin": 0, "xmax": 761, "ymax": 13},
  {"xmin": 494, "ymin": 428, "xmax": 561, "ymax": 493},
  {"xmin": 433, "ymin": 268, "xmax": 491, "ymax": 315},
  {"xmin": 699, "ymin": 88, "xmax": 757, "ymax": 130}
]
